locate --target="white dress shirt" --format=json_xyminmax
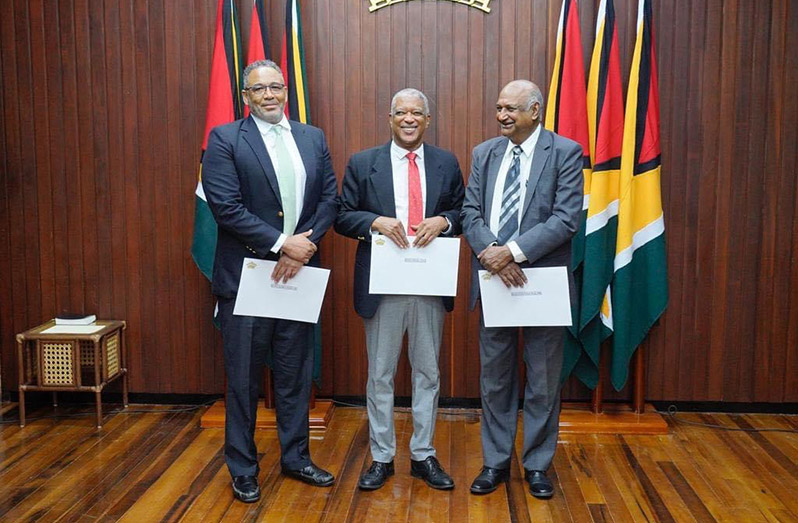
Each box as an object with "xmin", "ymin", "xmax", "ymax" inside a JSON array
[
  {"xmin": 251, "ymin": 114, "xmax": 307, "ymax": 253},
  {"xmin": 489, "ymin": 124, "xmax": 541, "ymax": 262},
  {"xmin": 390, "ymin": 141, "xmax": 427, "ymax": 230}
]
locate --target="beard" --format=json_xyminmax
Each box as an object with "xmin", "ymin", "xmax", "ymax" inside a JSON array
[{"xmin": 249, "ymin": 102, "xmax": 283, "ymax": 124}]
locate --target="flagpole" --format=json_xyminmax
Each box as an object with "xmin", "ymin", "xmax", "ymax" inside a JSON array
[
  {"xmin": 590, "ymin": 346, "xmax": 607, "ymax": 414},
  {"xmin": 632, "ymin": 347, "xmax": 645, "ymax": 413},
  {"xmin": 590, "ymin": 382, "xmax": 603, "ymax": 414},
  {"xmin": 263, "ymin": 370, "xmax": 275, "ymax": 409}
]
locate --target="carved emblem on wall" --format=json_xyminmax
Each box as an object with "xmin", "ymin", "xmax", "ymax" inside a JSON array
[{"xmin": 368, "ymin": 0, "xmax": 491, "ymax": 14}]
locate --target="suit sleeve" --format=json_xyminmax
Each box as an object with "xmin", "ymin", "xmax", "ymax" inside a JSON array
[
  {"xmin": 334, "ymin": 155, "xmax": 381, "ymax": 241},
  {"xmin": 514, "ymin": 141, "xmax": 583, "ymax": 263},
  {"xmin": 438, "ymin": 157, "xmax": 465, "ymax": 237},
  {"xmin": 306, "ymin": 130, "xmax": 338, "ymax": 245},
  {"xmin": 201, "ymin": 126, "xmax": 283, "ymax": 255},
  {"xmin": 461, "ymin": 147, "xmax": 499, "ymax": 254}
]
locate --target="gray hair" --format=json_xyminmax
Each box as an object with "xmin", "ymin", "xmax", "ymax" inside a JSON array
[
  {"xmin": 242, "ymin": 59, "xmax": 283, "ymax": 89},
  {"xmin": 390, "ymin": 88, "xmax": 430, "ymax": 116},
  {"xmin": 517, "ymin": 80, "xmax": 544, "ymax": 113}
]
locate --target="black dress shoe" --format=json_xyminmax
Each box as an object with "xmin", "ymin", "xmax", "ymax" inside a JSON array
[
  {"xmin": 411, "ymin": 456, "xmax": 454, "ymax": 490},
  {"xmin": 358, "ymin": 461, "xmax": 395, "ymax": 490},
  {"xmin": 231, "ymin": 475, "xmax": 260, "ymax": 503},
  {"xmin": 470, "ymin": 467, "xmax": 508, "ymax": 494},
  {"xmin": 525, "ymin": 470, "xmax": 554, "ymax": 499},
  {"xmin": 282, "ymin": 463, "xmax": 335, "ymax": 487}
]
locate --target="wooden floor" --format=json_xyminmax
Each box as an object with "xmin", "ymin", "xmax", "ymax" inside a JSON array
[{"xmin": 1, "ymin": 403, "xmax": 797, "ymax": 522}]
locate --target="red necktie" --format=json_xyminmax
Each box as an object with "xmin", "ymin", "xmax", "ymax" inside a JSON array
[{"xmin": 406, "ymin": 151, "xmax": 423, "ymax": 235}]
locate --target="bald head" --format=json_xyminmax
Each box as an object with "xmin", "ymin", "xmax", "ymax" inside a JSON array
[
  {"xmin": 496, "ymin": 80, "xmax": 544, "ymax": 144},
  {"xmin": 501, "ymin": 80, "xmax": 543, "ymax": 112}
]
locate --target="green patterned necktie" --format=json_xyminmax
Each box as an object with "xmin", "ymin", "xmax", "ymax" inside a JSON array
[{"xmin": 271, "ymin": 125, "xmax": 297, "ymax": 235}]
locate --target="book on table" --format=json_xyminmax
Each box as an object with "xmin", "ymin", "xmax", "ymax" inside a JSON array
[{"xmin": 54, "ymin": 313, "xmax": 97, "ymax": 325}]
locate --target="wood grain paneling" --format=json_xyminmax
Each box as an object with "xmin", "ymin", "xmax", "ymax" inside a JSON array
[{"xmin": 1, "ymin": 0, "xmax": 796, "ymax": 403}]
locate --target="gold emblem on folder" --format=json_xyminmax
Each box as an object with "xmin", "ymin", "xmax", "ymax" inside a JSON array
[
  {"xmin": 246, "ymin": 261, "xmax": 257, "ymax": 269},
  {"xmin": 375, "ymin": 238, "xmax": 386, "ymax": 246},
  {"xmin": 481, "ymin": 272, "xmax": 492, "ymax": 280}
]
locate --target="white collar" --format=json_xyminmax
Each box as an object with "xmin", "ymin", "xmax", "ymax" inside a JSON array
[
  {"xmin": 251, "ymin": 113, "xmax": 291, "ymax": 136},
  {"xmin": 390, "ymin": 141, "xmax": 424, "ymax": 161},
  {"xmin": 506, "ymin": 123, "xmax": 541, "ymax": 158}
]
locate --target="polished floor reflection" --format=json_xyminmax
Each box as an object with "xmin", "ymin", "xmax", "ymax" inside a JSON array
[{"xmin": 0, "ymin": 402, "xmax": 797, "ymax": 521}]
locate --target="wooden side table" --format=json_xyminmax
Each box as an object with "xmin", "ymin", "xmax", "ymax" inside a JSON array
[{"xmin": 16, "ymin": 320, "xmax": 128, "ymax": 428}]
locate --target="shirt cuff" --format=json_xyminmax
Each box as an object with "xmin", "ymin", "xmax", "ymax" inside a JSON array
[
  {"xmin": 441, "ymin": 216, "xmax": 452, "ymax": 235},
  {"xmin": 507, "ymin": 241, "xmax": 527, "ymax": 263},
  {"xmin": 271, "ymin": 233, "xmax": 287, "ymax": 254}
]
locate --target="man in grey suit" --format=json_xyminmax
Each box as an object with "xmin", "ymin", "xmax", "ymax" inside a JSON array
[
  {"xmin": 461, "ymin": 80, "xmax": 583, "ymax": 498},
  {"xmin": 336, "ymin": 88, "xmax": 465, "ymax": 491}
]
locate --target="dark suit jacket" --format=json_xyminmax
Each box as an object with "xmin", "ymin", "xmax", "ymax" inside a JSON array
[
  {"xmin": 202, "ymin": 116, "xmax": 338, "ymax": 298},
  {"xmin": 461, "ymin": 127, "xmax": 583, "ymax": 310},
  {"xmin": 335, "ymin": 142, "xmax": 466, "ymax": 319}
]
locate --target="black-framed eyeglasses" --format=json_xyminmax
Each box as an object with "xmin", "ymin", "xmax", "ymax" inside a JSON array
[{"xmin": 244, "ymin": 83, "xmax": 285, "ymax": 96}]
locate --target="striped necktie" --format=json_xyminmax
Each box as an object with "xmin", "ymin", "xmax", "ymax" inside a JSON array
[
  {"xmin": 270, "ymin": 125, "xmax": 297, "ymax": 235},
  {"xmin": 497, "ymin": 145, "xmax": 524, "ymax": 245}
]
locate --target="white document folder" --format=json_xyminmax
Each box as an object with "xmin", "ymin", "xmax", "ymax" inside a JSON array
[
  {"xmin": 369, "ymin": 235, "xmax": 460, "ymax": 297},
  {"xmin": 233, "ymin": 258, "xmax": 330, "ymax": 323},
  {"xmin": 478, "ymin": 266, "xmax": 572, "ymax": 327}
]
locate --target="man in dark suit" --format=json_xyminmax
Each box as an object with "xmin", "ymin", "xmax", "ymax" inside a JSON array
[
  {"xmin": 202, "ymin": 60, "xmax": 338, "ymax": 503},
  {"xmin": 335, "ymin": 88, "xmax": 465, "ymax": 491},
  {"xmin": 461, "ymin": 80, "xmax": 583, "ymax": 498}
]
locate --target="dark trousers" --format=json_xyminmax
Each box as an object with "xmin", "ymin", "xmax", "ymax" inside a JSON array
[
  {"xmin": 218, "ymin": 297, "xmax": 313, "ymax": 477},
  {"xmin": 478, "ymin": 317, "xmax": 564, "ymax": 472}
]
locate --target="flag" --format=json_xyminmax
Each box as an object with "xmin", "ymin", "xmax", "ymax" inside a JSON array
[
  {"xmin": 247, "ymin": 0, "xmax": 271, "ymax": 64},
  {"xmin": 575, "ymin": 0, "xmax": 624, "ymax": 386},
  {"xmin": 611, "ymin": 0, "xmax": 668, "ymax": 390},
  {"xmin": 244, "ymin": 0, "xmax": 270, "ymax": 118},
  {"xmin": 191, "ymin": 0, "xmax": 244, "ymax": 281},
  {"xmin": 544, "ymin": 0, "xmax": 592, "ymax": 385},
  {"xmin": 280, "ymin": 0, "xmax": 322, "ymax": 383},
  {"xmin": 280, "ymin": 0, "xmax": 310, "ymax": 123}
]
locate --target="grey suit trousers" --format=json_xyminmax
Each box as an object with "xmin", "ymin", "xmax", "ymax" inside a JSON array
[
  {"xmin": 363, "ymin": 295, "xmax": 445, "ymax": 462},
  {"xmin": 479, "ymin": 317, "xmax": 564, "ymax": 472}
]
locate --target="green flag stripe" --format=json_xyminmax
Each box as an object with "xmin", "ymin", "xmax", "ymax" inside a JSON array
[
  {"xmin": 610, "ymin": 233, "xmax": 668, "ymax": 390},
  {"xmin": 191, "ymin": 195, "xmax": 217, "ymax": 282},
  {"xmin": 579, "ymin": 215, "xmax": 618, "ymax": 327}
]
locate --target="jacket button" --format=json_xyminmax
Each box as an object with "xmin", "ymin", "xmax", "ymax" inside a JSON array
[{"xmin": 277, "ymin": 211, "xmax": 284, "ymax": 217}]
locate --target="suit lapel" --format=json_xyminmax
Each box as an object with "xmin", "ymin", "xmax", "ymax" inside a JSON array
[
  {"xmin": 423, "ymin": 144, "xmax": 444, "ymax": 217},
  {"xmin": 370, "ymin": 143, "xmax": 397, "ymax": 217},
  {"xmin": 483, "ymin": 138, "xmax": 508, "ymax": 222},
  {"xmin": 521, "ymin": 127, "xmax": 551, "ymax": 218},
  {"xmin": 241, "ymin": 116, "xmax": 281, "ymax": 201}
]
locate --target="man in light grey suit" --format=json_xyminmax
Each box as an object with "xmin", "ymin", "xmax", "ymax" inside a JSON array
[
  {"xmin": 336, "ymin": 88, "xmax": 464, "ymax": 491},
  {"xmin": 461, "ymin": 80, "xmax": 583, "ymax": 498}
]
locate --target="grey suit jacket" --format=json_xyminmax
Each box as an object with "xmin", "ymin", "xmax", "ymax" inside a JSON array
[{"xmin": 461, "ymin": 127, "xmax": 583, "ymax": 310}]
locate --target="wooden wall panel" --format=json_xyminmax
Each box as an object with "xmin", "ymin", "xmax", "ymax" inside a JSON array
[
  {"xmin": 0, "ymin": 0, "xmax": 225, "ymax": 397},
  {"xmin": 1, "ymin": 0, "xmax": 797, "ymax": 403}
]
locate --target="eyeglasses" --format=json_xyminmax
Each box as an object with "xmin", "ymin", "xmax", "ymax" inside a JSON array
[{"xmin": 244, "ymin": 83, "xmax": 286, "ymax": 96}]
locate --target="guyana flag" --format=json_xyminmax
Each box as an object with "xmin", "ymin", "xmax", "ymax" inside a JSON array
[
  {"xmin": 191, "ymin": 0, "xmax": 243, "ymax": 280},
  {"xmin": 280, "ymin": 0, "xmax": 311, "ymax": 123},
  {"xmin": 280, "ymin": 0, "xmax": 322, "ymax": 383},
  {"xmin": 576, "ymin": 0, "xmax": 624, "ymax": 386},
  {"xmin": 246, "ymin": 0, "xmax": 271, "ymax": 64},
  {"xmin": 244, "ymin": 0, "xmax": 270, "ymax": 119},
  {"xmin": 544, "ymin": 0, "xmax": 592, "ymax": 386},
  {"xmin": 611, "ymin": 0, "xmax": 668, "ymax": 390}
]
